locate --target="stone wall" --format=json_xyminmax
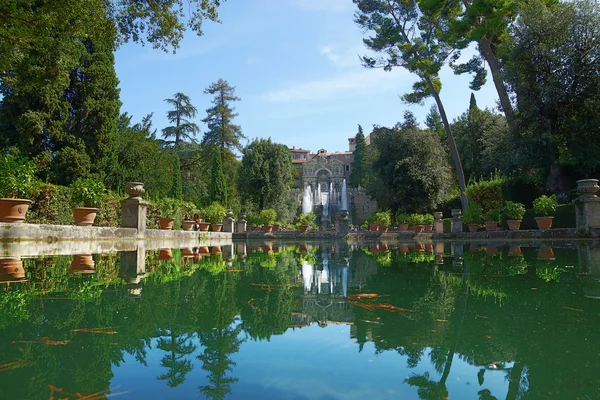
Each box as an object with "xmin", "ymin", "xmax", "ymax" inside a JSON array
[{"xmin": 350, "ymin": 189, "xmax": 377, "ymax": 224}]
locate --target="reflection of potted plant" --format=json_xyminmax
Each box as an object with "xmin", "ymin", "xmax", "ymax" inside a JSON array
[
  {"xmin": 396, "ymin": 212, "xmax": 409, "ymax": 231},
  {"xmin": 70, "ymin": 178, "xmax": 105, "ymax": 226},
  {"xmin": 373, "ymin": 211, "xmax": 392, "ymax": 233},
  {"xmin": 203, "ymin": 202, "xmax": 226, "ymax": 232},
  {"xmin": 157, "ymin": 198, "xmax": 179, "ymax": 230},
  {"xmin": 504, "ymin": 201, "xmax": 525, "ymax": 230},
  {"xmin": 0, "ymin": 258, "xmax": 26, "ymax": 282},
  {"xmin": 159, "ymin": 248, "xmax": 174, "ymax": 260},
  {"xmin": 533, "ymin": 194, "xmax": 557, "ymax": 230},
  {"xmin": 70, "ymin": 254, "xmax": 96, "ymax": 274},
  {"xmin": 463, "ymin": 203, "xmax": 483, "ymax": 232},
  {"xmin": 259, "ymin": 208, "xmax": 277, "ymax": 232},
  {"xmin": 0, "ymin": 154, "xmax": 39, "ymax": 223},
  {"xmin": 537, "ymin": 247, "xmax": 556, "ymax": 260},
  {"xmin": 484, "ymin": 209, "xmax": 501, "ymax": 231}
]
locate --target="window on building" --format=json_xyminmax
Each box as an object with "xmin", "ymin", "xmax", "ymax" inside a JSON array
[
  {"xmin": 345, "ymin": 154, "xmax": 350, "ymax": 158},
  {"xmin": 345, "ymin": 165, "xmax": 350, "ymax": 172}
]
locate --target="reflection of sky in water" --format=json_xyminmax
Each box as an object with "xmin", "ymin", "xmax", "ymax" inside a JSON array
[{"xmin": 111, "ymin": 325, "xmax": 510, "ymax": 399}]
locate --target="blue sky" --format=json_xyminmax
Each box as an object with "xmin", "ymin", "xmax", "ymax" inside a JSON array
[{"xmin": 115, "ymin": 0, "xmax": 500, "ymax": 153}]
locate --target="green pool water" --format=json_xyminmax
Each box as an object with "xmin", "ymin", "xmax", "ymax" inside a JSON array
[{"xmin": 1, "ymin": 240, "xmax": 599, "ymax": 399}]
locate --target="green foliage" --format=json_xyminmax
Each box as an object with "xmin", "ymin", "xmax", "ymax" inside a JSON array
[
  {"xmin": 181, "ymin": 201, "xmax": 199, "ymax": 220},
  {"xmin": 0, "ymin": 153, "xmax": 39, "ymax": 199},
  {"xmin": 349, "ymin": 125, "xmax": 368, "ymax": 188},
  {"xmin": 162, "ymin": 92, "xmax": 199, "ymax": 144},
  {"xmin": 503, "ymin": 201, "xmax": 525, "ymax": 220},
  {"xmin": 157, "ymin": 197, "xmax": 180, "ymax": 218},
  {"xmin": 26, "ymin": 183, "xmax": 73, "ymax": 225},
  {"xmin": 373, "ymin": 211, "xmax": 392, "ymax": 227},
  {"xmin": 396, "ymin": 212, "xmax": 410, "ymax": 224},
  {"xmin": 406, "ymin": 213, "xmax": 427, "ymax": 226},
  {"xmin": 168, "ymin": 154, "xmax": 183, "ymax": 200},
  {"xmin": 259, "ymin": 209, "xmax": 277, "ymax": 226},
  {"xmin": 465, "ymin": 173, "xmax": 505, "ymax": 213},
  {"xmin": 533, "ymin": 195, "xmax": 558, "ymax": 216},
  {"xmin": 70, "ymin": 178, "xmax": 105, "ymax": 208},
  {"xmin": 297, "ymin": 212, "xmax": 317, "ymax": 228},
  {"xmin": 202, "ymin": 79, "xmax": 246, "ymax": 154},
  {"xmin": 209, "ymin": 147, "xmax": 227, "ymax": 205},
  {"xmin": 238, "ymin": 138, "xmax": 295, "ymax": 210},
  {"xmin": 484, "ymin": 209, "xmax": 501, "ymax": 223},
  {"xmin": 203, "ymin": 202, "xmax": 226, "ymax": 224},
  {"xmin": 462, "ymin": 203, "xmax": 483, "ymax": 224}
]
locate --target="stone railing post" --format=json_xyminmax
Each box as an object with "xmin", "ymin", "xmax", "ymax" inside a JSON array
[
  {"xmin": 236, "ymin": 212, "xmax": 247, "ymax": 233},
  {"xmin": 121, "ymin": 182, "xmax": 147, "ymax": 232},
  {"xmin": 451, "ymin": 209, "xmax": 463, "ymax": 233},
  {"xmin": 223, "ymin": 209, "xmax": 235, "ymax": 233},
  {"xmin": 575, "ymin": 179, "xmax": 600, "ymax": 231},
  {"xmin": 433, "ymin": 211, "xmax": 444, "ymax": 233}
]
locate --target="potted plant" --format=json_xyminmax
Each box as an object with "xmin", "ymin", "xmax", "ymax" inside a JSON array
[
  {"xmin": 533, "ymin": 194, "xmax": 557, "ymax": 230},
  {"xmin": 423, "ymin": 213, "xmax": 434, "ymax": 232},
  {"xmin": 463, "ymin": 203, "xmax": 483, "ymax": 232},
  {"xmin": 396, "ymin": 212, "xmax": 410, "ymax": 231},
  {"xmin": 181, "ymin": 202, "xmax": 198, "ymax": 231},
  {"xmin": 503, "ymin": 201, "xmax": 526, "ymax": 230},
  {"xmin": 157, "ymin": 198, "xmax": 179, "ymax": 230},
  {"xmin": 259, "ymin": 208, "xmax": 277, "ymax": 233},
  {"xmin": 297, "ymin": 212, "xmax": 316, "ymax": 232},
  {"xmin": 204, "ymin": 202, "xmax": 226, "ymax": 232},
  {"xmin": 407, "ymin": 213, "xmax": 425, "ymax": 233},
  {"xmin": 70, "ymin": 178, "xmax": 105, "ymax": 226},
  {"xmin": 484, "ymin": 209, "xmax": 501, "ymax": 231},
  {"xmin": 0, "ymin": 154, "xmax": 39, "ymax": 223},
  {"xmin": 373, "ymin": 211, "xmax": 392, "ymax": 233}
]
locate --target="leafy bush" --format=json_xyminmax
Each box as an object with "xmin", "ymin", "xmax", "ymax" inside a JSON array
[
  {"xmin": 484, "ymin": 209, "xmax": 501, "ymax": 223},
  {"xmin": 503, "ymin": 201, "xmax": 525, "ymax": 220},
  {"xmin": 423, "ymin": 214, "xmax": 434, "ymax": 225},
  {"xmin": 297, "ymin": 212, "xmax": 317, "ymax": 229},
  {"xmin": 0, "ymin": 153, "xmax": 39, "ymax": 199},
  {"xmin": 156, "ymin": 197, "xmax": 179, "ymax": 218},
  {"xmin": 465, "ymin": 173, "xmax": 505, "ymax": 212},
  {"xmin": 462, "ymin": 203, "xmax": 483, "ymax": 224},
  {"xmin": 396, "ymin": 212, "xmax": 410, "ymax": 224},
  {"xmin": 406, "ymin": 213, "xmax": 426, "ymax": 226},
  {"xmin": 533, "ymin": 194, "xmax": 557, "ymax": 216},
  {"xmin": 94, "ymin": 193, "xmax": 122, "ymax": 227},
  {"xmin": 259, "ymin": 208, "xmax": 277, "ymax": 225},
  {"xmin": 70, "ymin": 178, "xmax": 105, "ymax": 208},
  {"xmin": 373, "ymin": 211, "xmax": 392, "ymax": 227},
  {"xmin": 203, "ymin": 202, "xmax": 226, "ymax": 224},
  {"xmin": 26, "ymin": 183, "xmax": 73, "ymax": 225},
  {"xmin": 180, "ymin": 201, "xmax": 199, "ymax": 220}
]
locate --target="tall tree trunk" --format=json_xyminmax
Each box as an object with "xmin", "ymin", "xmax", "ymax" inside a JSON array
[
  {"xmin": 479, "ymin": 37, "xmax": 516, "ymax": 131},
  {"xmin": 426, "ymin": 77, "xmax": 469, "ymax": 211}
]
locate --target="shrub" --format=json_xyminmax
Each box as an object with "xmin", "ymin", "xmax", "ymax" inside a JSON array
[
  {"xmin": 423, "ymin": 214, "xmax": 434, "ymax": 225},
  {"xmin": 259, "ymin": 208, "xmax": 277, "ymax": 225},
  {"xmin": 95, "ymin": 193, "xmax": 122, "ymax": 227},
  {"xmin": 203, "ymin": 202, "xmax": 226, "ymax": 224},
  {"xmin": 26, "ymin": 183, "xmax": 73, "ymax": 225},
  {"xmin": 463, "ymin": 203, "xmax": 483, "ymax": 225},
  {"xmin": 484, "ymin": 209, "xmax": 501, "ymax": 223},
  {"xmin": 297, "ymin": 212, "xmax": 317, "ymax": 228},
  {"xmin": 396, "ymin": 212, "xmax": 410, "ymax": 224},
  {"xmin": 406, "ymin": 213, "xmax": 426, "ymax": 226},
  {"xmin": 70, "ymin": 178, "xmax": 105, "ymax": 208},
  {"xmin": 533, "ymin": 194, "xmax": 557, "ymax": 216},
  {"xmin": 156, "ymin": 198, "xmax": 179, "ymax": 218},
  {"xmin": 0, "ymin": 154, "xmax": 39, "ymax": 199},
  {"xmin": 503, "ymin": 201, "xmax": 525, "ymax": 220},
  {"xmin": 373, "ymin": 211, "xmax": 392, "ymax": 227},
  {"xmin": 465, "ymin": 173, "xmax": 505, "ymax": 212},
  {"xmin": 181, "ymin": 201, "xmax": 199, "ymax": 220}
]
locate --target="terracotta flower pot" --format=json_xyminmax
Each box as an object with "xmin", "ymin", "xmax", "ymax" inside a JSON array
[
  {"xmin": 70, "ymin": 254, "xmax": 95, "ymax": 273},
  {"xmin": 400, "ymin": 244, "xmax": 410, "ymax": 253},
  {"xmin": 468, "ymin": 224, "xmax": 479, "ymax": 232},
  {"xmin": 159, "ymin": 217, "xmax": 175, "ymax": 230},
  {"xmin": 263, "ymin": 243, "xmax": 273, "ymax": 253},
  {"xmin": 537, "ymin": 247, "xmax": 555, "ymax": 260},
  {"xmin": 399, "ymin": 223, "xmax": 409, "ymax": 232},
  {"xmin": 424, "ymin": 224, "xmax": 433, "ymax": 232},
  {"xmin": 0, "ymin": 198, "xmax": 32, "ymax": 223},
  {"xmin": 272, "ymin": 224, "xmax": 280, "ymax": 232},
  {"xmin": 425, "ymin": 244, "xmax": 433, "ymax": 252},
  {"xmin": 299, "ymin": 225, "xmax": 309, "ymax": 233},
  {"xmin": 0, "ymin": 258, "xmax": 25, "ymax": 282},
  {"xmin": 370, "ymin": 244, "xmax": 380, "ymax": 253},
  {"xmin": 211, "ymin": 224, "xmax": 223, "ymax": 232},
  {"xmin": 262, "ymin": 225, "xmax": 273, "ymax": 233},
  {"xmin": 72, "ymin": 207, "xmax": 99, "ymax": 226},
  {"xmin": 380, "ymin": 226, "xmax": 389, "ymax": 233},
  {"xmin": 413, "ymin": 225, "xmax": 425, "ymax": 233},
  {"xmin": 158, "ymin": 248, "xmax": 173, "ymax": 260},
  {"xmin": 508, "ymin": 245, "xmax": 523, "ymax": 257},
  {"xmin": 414, "ymin": 243, "xmax": 425, "ymax": 252},
  {"xmin": 181, "ymin": 220, "xmax": 195, "ymax": 231},
  {"xmin": 506, "ymin": 220, "xmax": 522, "ymax": 231},
  {"xmin": 484, "ymin": 222, "xmax": 498, "ymax": 231},
  {"xmin": 181, "ymin": 248, "xmax": 194, "ymax": 257},
  {"xmin": 198, "ymin": 222, "xmax": 210, "ymax": 231},
  {"xmin": 369, "ymin": 223, "xmax": 379, "ymax": 232},
  {"xmin": 198, "ymin": 246, "xmax": 210, "ymax": 256},
  {"xmin": 211, "ymin": 246, "xmax": 222, "ymax": 254},
  {"xmin": 535, "ymin": 216, "xmax": 554, "ymax": 230}
]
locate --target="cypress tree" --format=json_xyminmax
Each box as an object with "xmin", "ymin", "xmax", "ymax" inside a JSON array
[
  {"xmin": 169, "ymin": 154, "xmax": 183, "ymax": 200},
  {"xmin": 209, "ymin": 147, "xmax": 227, "ymax": 204},
  {"xmin": 349, "ymin": 125, "xmax": 367, "ymax": 189}
]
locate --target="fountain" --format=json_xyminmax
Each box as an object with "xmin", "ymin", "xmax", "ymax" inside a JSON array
[
  {"xmin": 302, "ymin": 185, "xmax": 313, "ymax": 215},
  {"xmin": 341, "ymin": 179, "xmax": 348, "ymax": 210}
]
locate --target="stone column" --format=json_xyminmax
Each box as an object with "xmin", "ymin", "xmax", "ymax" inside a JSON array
[
  {"xmin": 236, "ymin": 212, "xmax": 247, "ymax": 233},
  {"xmin": 121, "ymin": 182, "xmax": 148, "ymax": 232},
  {"xmin": 223, "ymin": 209, "xmax": 235, "ymax": 233},
  {"xmin": 433, "ymin": 211, "xmax": 444, "ymax": 234},
  {"xmin": 451, "ymin": 209, "xmax": 463, "ymax": 233},
  {"xmin": 119, "ymin": 245, "xmax": 147, "ymax": 284},
  {"xmin": 574, "ymin": 179, "xmax": 600, "ymax": 231}
]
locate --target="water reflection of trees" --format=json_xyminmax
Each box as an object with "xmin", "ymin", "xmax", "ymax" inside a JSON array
[{"xmin": 0, "ymin": 243, "xmax": 598, "ymax": 399}]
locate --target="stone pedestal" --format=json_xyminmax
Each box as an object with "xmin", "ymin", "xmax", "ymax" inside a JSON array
[
  {"xmin": 236, "ymin": 212, "xmax": 247, "ymax": 233},
  {"xmin": 451, "ymin": 209, "xmax": 463, "ymax": 233},
  {"xmin": 433, "ymin": 211, "xmax": 444, "ymax": 234},
  {"xmin": 337, "ymin": 210, "xmax": 350, "ymax": 236},
  {"xmin": 121, "ymin": 182, "xmax": 147, "ymax": 232},
  {"xmin": 119, "ymin": 247, "xmax": 146, "ymax": 283},
  {"xmin": 223, "ymin": 209, "xmax": 235, "ymax": 233}
]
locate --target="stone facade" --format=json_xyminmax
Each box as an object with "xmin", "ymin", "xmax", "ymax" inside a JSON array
[{"xmin": 350, "ymin": 188, "xmax": 377, "ymax": 224}]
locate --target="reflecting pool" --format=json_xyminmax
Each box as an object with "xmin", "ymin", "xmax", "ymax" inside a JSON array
[{"xmin": 1, "ymin": 240, "xmax": 600, "ymax": 399}]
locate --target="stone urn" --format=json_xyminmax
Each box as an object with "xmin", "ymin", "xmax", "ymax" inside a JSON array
[
  {"xmin": 577, "ymin": 179, "xmax": 599, "ymax": 198},
  {"xmin": 125, "ymin": 182, "xmax": 145, "ymax": 199}
]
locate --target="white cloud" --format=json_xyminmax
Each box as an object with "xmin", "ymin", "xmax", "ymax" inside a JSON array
[
  {"xmin": 320, "ymin": 45, "xmax": 364, "ymax": 68},
  {"xmin": 262, "ymin": 68, "xmax": 409, "ymax": 103},
  {"xmin": 293, "ymin": 0, "xmax": 353, "ymax": 12}
]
